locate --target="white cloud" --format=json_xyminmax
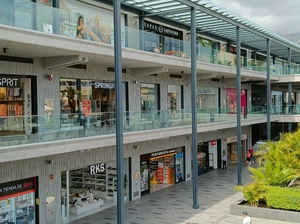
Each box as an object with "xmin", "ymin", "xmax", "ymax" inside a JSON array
[{"xmin": 210, "ymin": 0, "xmax": 300, "ymax": 34}]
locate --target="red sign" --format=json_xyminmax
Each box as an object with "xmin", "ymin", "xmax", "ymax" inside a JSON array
[
  {"xmin": 211, "ymin": 140, "xmax": 217, "ymax": 146},
  {"xmin": 82, "ymin": 100, "xmax": 91, "ymax": 117}
]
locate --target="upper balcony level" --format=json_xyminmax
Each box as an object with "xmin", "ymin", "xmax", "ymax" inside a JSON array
[
  {"xmin": 1, "ymin": 105, "xmax": 300, "ymax": 163},
  {"xmin": 0, "ymin": 0, "xmax": 299, "ymax": 80}
]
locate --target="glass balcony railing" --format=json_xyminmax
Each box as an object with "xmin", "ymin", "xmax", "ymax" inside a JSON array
[
  {"xmin": 1, "ymin": 0, "xmax": 299, "ymax": 75},
  {"xmin": 0, "ymin": 107, "xmax": 291, "ymax": 148}
]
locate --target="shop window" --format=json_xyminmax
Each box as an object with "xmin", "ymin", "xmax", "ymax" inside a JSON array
[
  {"xmin": 0, "ymin": 177, "xmax": 36, "ymax": 224},
  {"xmin": 60, "ymin": 78, "xmax": 126, "ymax": 130},
  {"xmin": 167, "ymin": 85, "xmax": 182, "ymax": 112},
  {"xmin": 141, "ymin": 83, "xmax": 159, "ymax": 111}
]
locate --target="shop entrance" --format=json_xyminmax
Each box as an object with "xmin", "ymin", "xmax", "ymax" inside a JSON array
[
  {"xmin": 227, "ymin": 135, "xmax": 247, "ymax": 165},
  {"xmin": 140, "ymin": 147, "xmax": 185, "ymax": 196},
  {"xmin": 61, "ymin": 158, "xmax": 130, "ymax": 223}
]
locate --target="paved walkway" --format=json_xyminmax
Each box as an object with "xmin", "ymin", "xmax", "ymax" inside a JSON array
[{"xmin": 70, "ymin": 164, "xmax": 297, "ymax": 224}]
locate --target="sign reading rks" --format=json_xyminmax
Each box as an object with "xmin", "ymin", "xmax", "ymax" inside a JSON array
[{"xmin": 89, "ymin": 163, "xmax": 106, "ymax": 175}]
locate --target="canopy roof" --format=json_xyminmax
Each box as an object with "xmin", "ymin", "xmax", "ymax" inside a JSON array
[{"xmin": 121, "ymin": 0, "xmax": 300, "ymax": 64}]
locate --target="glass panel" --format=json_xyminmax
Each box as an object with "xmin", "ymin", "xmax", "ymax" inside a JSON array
[{"xmin": 167, "ymin": 85, "xmax": 181, "ymax": 111}]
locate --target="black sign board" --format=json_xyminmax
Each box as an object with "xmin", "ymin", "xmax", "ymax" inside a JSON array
[
  {"xmin": 0, "ymin": 77, "xmax": 20, "ymax": 87},
  {"xmin": 0, "ymin": 177, "xmax": 35, "ymax": 198},
  {"xmin": 144, "ymin": 21, "xmax": 182, "ymax": 39},
  {"xmin": 151, "ymin": 149, "xmax": 176, "ymax": 158},
  {"xmin": 89, "ymin": 163, "xmax": 106, "ymax": 174}
]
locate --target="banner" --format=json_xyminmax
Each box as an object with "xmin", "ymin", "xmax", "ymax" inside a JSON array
[{"xmin": 59, "ymin": 0, "xmax": 125, "ymax": 46}]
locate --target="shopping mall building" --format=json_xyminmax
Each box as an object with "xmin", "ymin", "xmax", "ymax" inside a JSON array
[{"xmin": 0, "ymin": 0, "xmax": 300, "ymax": 223}]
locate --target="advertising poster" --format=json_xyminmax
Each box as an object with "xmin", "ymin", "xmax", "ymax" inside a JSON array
[
  {"xmin": 59, "ymin": 0, "xmax": 125, "ymax": 46},
  {"xmin": 226, "ymin": 88, "xmax": 247, "ymax": 114},
  {"xmin": 82, "ymin": 100, "xmax": 91, "ymax": 117}
]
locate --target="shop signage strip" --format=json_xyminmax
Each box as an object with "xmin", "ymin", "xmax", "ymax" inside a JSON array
[
  {"xmin": 0, "ymin": 177, "xmax": 35, "ymax": 198},
  {"xmin": 89, "ymin": 163, "xmax": 106, "ymax": 174},
  {"xmin": 150, "ymin": 149, "xmax": 176, "ymax": 158},
  {"xmin": 0, "ymin": 77, "xmax": 20, "ymax": 87},
  {"xmin": 151, "ymin": 152, "xmax": 176, "ymax": 160},
  {"xmin": 0, "ymin": 189, "xmax": 35, "ymax": 201}
]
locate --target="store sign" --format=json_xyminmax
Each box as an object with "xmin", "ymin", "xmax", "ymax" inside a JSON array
[
  {"xmin": 94, "ymin": 82, "xmax": 124, "ymax": 89},
  {"xmin": 89, "ymin": 163, "xmax": 106, "ymax": 174},
  {"xmin": 227, "ymin": 134, "xmax": 247, "ymax": 143},
  {"xmin": 197, "ymin": 88, "xmax": 214, "ymax": 94},
  {"xmin": 151, "ymin": 149, "xmax": 176, "ymax": 158},
  {"xmin": 0, "ymin": 77, "xmax": 20, "ymax": 87},
  {"xmin": 211, "ymin": 140, "xmax": 217, "ymax": 146},
  {"xmin": 144, "ymin": 21, "xmax": 182, "ymax": 38},
  {"xmin": 0, "ymin": 177, "xmax": 35, "ymax": 198}
]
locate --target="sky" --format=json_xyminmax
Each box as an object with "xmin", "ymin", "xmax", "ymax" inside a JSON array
[{"xmin": 207, "ymin": 0, "xmax": 300, "ymax": 35}]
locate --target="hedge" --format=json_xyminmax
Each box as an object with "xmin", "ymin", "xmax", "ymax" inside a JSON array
[{"xmin": 266, "ymin": 186, "xmax": 300, "ymax": 211}]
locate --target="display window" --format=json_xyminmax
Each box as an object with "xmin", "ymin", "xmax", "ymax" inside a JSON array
[
  {"xmin": 59, "ymin": 78, "xmax": 127, "ymax": 130},
  {"xmin": 141, "ymin": 83, "xmax": 160, "ymax": 111},
  {"xmin": 196, "ymin": 87, "xmax": 218, "ymax": 109},
  {"xmin": 226, "ymin": 88, "xmax": 247, "ymax": 114},
  {"xmin": 0, "ymin": 76, "xmax": 33, "ymax": 136},
  {"xmin": 0, "ymin": 177, "xmax": 37, "ymax": 224},
  {"xmin": 62, "ymin": 159, "xmax": 130, "ymax": 222},
  {"xmin": 144, "ymin": 21, "xmax": 183, "ymax": 54},
  {"xmin": 167, "ymin": 85, "xmax": 182, "ymax": 111},
  {"xmin": 140, "ymin": 147, "xmax": 185, "ymax": 195}
]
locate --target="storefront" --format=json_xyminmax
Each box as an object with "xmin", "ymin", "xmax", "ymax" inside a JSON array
[
  {"xmin": 192, "ymin": 142, "xmax": 209, "ymax": 176},
  {"xmin": 141, "ymin": 83, "xmax": 160, "ymax": 111},
  {"xmin": 167, "ymin": 85, "xmax": 182, "ymax": 111},
  {"xmin": 226, "ymin": 88, "xmax": 247, "ymax": 114},
  {"xmin": 140, "ymin": 147, "xmax": 185, "ymax": 196},
  {"xmin": 61, "ymin": 159, "xmax": 130, "ymax": 222},
  {"xmin": 0, "ymin": 177, "xmax": 37, "ymax": 224},
  {"xmin": 226, "ymin": 134, "xmax": 247, "ymax": 164},
  {"xmin": 59, "ymin": 78, "xmax": 127, "ymax": 130},
  {"xmin": 144, "ymin": 21, "xmax": 183, "ymax": 54},
  {"xmin": 0, "ymin": 75, "xmax": 35, "ymax": 136},
  {"xmin": 197, "ymin": 87, "xmax": 219, "ymax": 109}
]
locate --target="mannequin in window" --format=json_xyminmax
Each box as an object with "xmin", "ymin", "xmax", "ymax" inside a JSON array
[
  {"xmin": 70, "ymin": 94, "xmax": 80, "ymax": 113},
  {"xmin": 62, "ymin": 92, "xmax": 69, "ymax": 111}
]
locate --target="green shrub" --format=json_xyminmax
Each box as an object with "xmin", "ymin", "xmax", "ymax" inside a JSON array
[
  {"xmin": 266, "ymin": 186, "xmax": 300, "ymax": 211},
  {"xmin": 235, "ymin": 182, "xmax": 267, "ymax": 206}
]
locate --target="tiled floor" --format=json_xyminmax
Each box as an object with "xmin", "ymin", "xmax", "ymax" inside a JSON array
[{"xmin": 69, "ymin": 164, "xmax": 298, "ymax": 224}]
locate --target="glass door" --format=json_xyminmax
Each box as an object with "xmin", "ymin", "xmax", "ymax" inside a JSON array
[{"xmin": 140, "ymin": 161, "xmax": 150, "ymax": 196}]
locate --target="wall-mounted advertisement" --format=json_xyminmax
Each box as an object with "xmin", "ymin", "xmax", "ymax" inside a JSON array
[
  {"xmin": 226, "ymin": 88, "xmax": 247, "ymax": 114},
  {"xmin": 59, "ymin": 0, "xmax": 125, "ymax": 46}
]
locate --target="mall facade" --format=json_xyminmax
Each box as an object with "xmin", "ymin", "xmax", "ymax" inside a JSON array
[{"xmin": 0, "ymin": 0, "xmax": 300, "ymax": 223}]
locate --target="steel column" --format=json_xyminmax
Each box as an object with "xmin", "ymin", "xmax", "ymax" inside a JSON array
[
  {"xmin": 236, "ymin": 26, "xmax": 242, "ymax": 185},
  {"xmin": 288, "ymin": 48, "xmax": 292, "ymax": 132},
  {"xmin": 113, "ymin": 0, "xmax": 124, "ymax": 223},
  {"xmin": 139, "ymin": 12, "xmax": 145, "ymax": 50},
  {"xmin": 191, "ymin": 6, "xmax": 199, "ymax": 209},
  {"xmin": 267, "ymin": 39, "xmax": 271, "ymax": 140},
  {"xmin": 288, "ymin": 82, "xmax": 292, "ymax": 132}
]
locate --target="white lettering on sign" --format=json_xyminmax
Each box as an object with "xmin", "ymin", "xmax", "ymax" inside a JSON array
[
  {"xmin": 0, "ymin": 78, "xmax": 19, "ymax": 87},
  {"xmin": 90, "ymin": 163, "xmax": 105, "ymax": 174},
  {"xmin": 94, "ymin": 82, "xmax": 124, "ymax": 89},
  {"xmin": 151, "ymin": 149, "xmax": 176, "ymax": 158}
]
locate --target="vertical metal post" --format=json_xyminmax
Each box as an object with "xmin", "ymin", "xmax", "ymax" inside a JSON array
[
  {"xmin": 266, "ymin": 39, "xmax": 271, "ymax": 140},
  {"xmin": 236, "ymin": 26, "xmax": 242, "ymax": 185},
  {"xmin": 66, "ymin": 170, "xmax": 69, "ymax": 222},
  {"xmin": 191, "ymin": 6, "xmax": 199, "ymax": 209},
  {"xmin": 288, "ymin": 48, "xmax": 292, "ymax": 131},
  {"xmin": 288, "ymin": 82, "xmax": 292, "ymax": 132},
  {"xmin": 139, "ymin": 13, "xmax": 145, "ymax": 51},
  {"xmin": 113, "ymin": 0, "xmax": 124, "ymax": 223}
]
